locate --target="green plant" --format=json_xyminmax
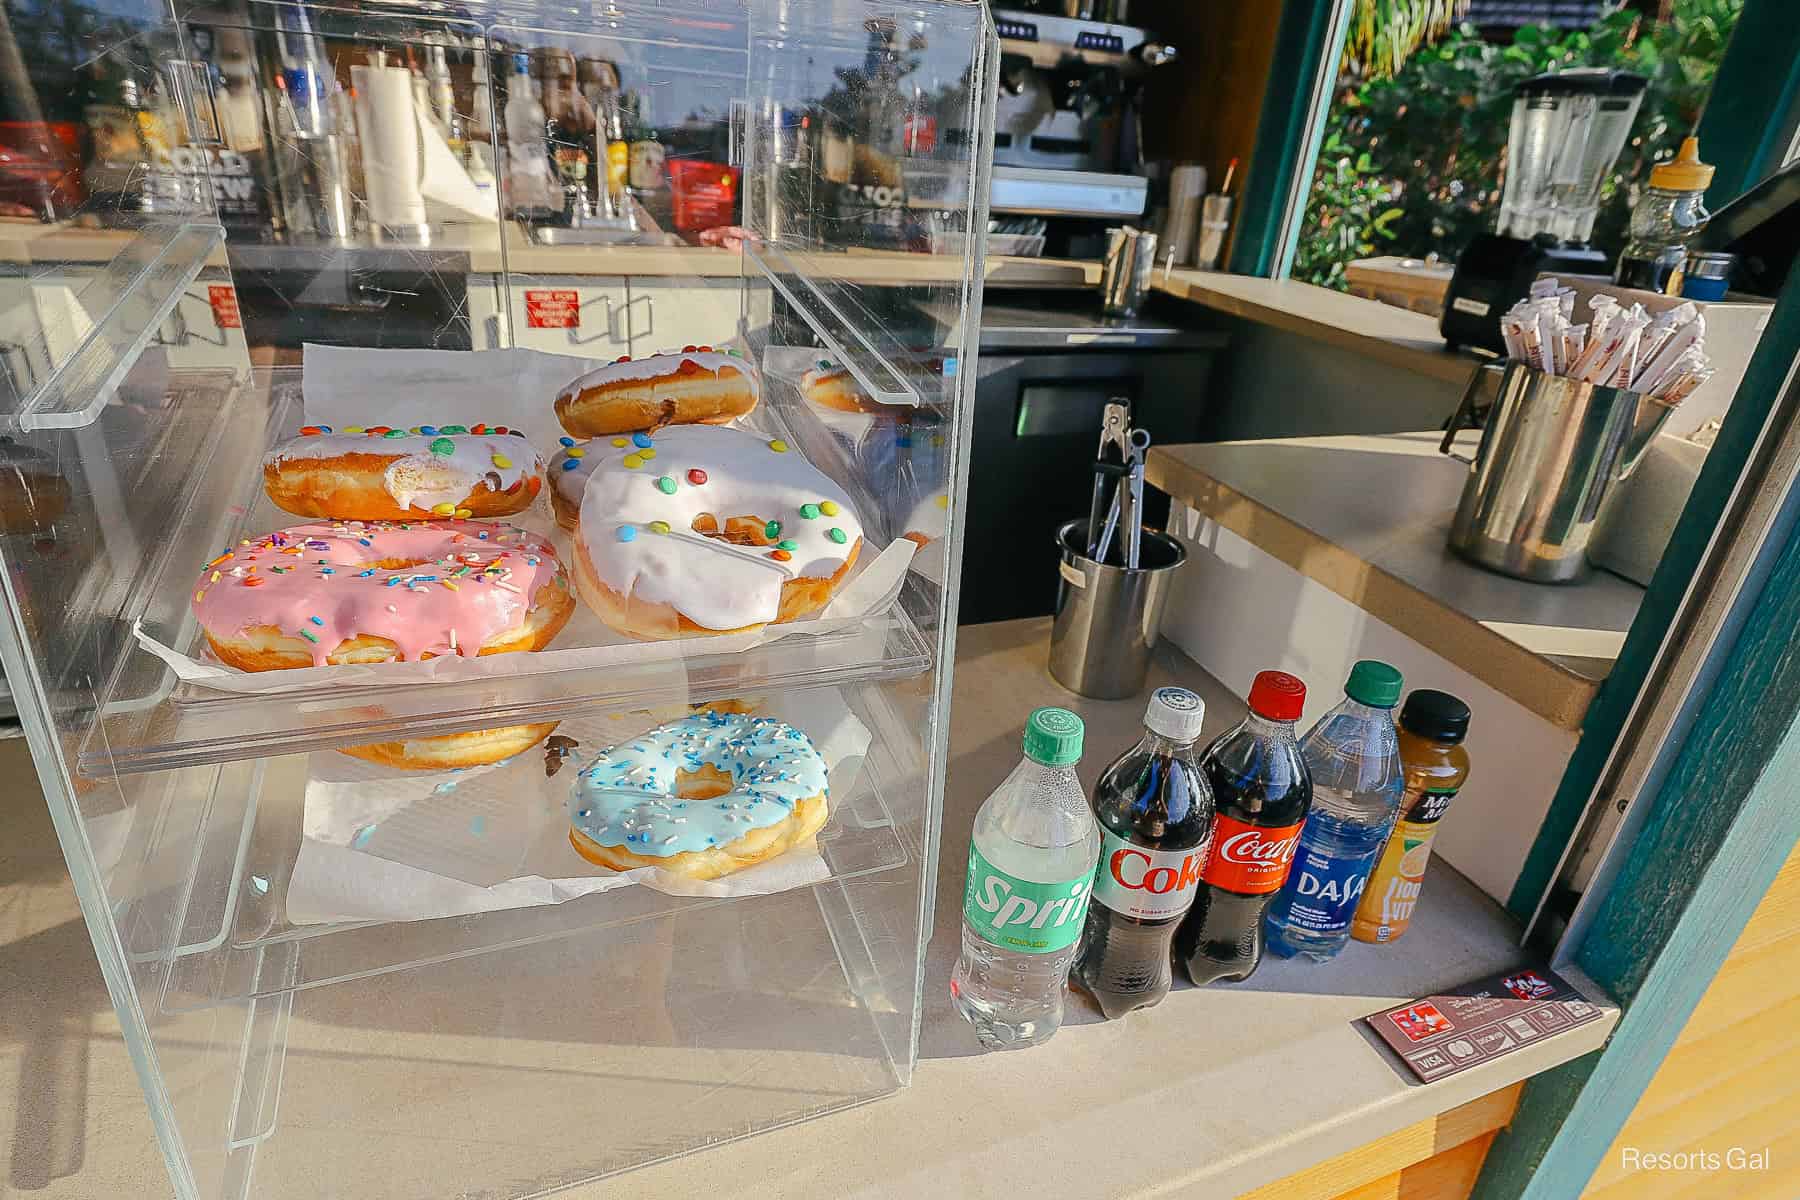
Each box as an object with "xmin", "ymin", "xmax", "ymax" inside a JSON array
[
  {"xmin": 1295, "ymin": 0, "xmax": 1744, "ymax": 291},
  {"xmin": 1290, "ymin": 134, "xmax": 1404, "ymax": 290},
  {"xmin": 1346, "ymin": 0, "xmax": 1471, "ymax": 81}
]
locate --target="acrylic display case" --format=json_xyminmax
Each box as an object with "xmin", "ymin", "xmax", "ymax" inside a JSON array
[{"xmin": 0, "ymin": 0, "xmax": 993, "ymax": 1195}]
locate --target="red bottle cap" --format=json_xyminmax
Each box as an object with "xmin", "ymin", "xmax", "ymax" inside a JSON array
[{"xmin": 1248, "ymin": 670, "xmax": 1306, "ymax": 721}]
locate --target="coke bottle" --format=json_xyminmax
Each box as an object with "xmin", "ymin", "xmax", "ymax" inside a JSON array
[
  {"xmin": 1176, "ymin": 670, "xmax": 1311, "ymax": 985},
  {"xmin": 1072, "ymin": 687, "xmax": 1212, "ymax": 1018}
]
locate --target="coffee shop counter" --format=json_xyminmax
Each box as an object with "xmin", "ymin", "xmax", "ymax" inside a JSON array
[{"xmin": 4, "ymin": 618, "xmax": 1614, "ymax": 1200}]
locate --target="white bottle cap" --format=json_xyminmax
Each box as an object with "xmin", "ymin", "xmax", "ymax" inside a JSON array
[{"xmin": 1145, "ymin": 686, "xmax": 1205, "ymax": 743}]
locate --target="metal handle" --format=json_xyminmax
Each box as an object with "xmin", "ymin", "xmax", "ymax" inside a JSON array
[
  {"xmin": 1441, "ymin": 362, "xmax": 1499, "ymax": 465},
  {"xmin": 568, "ymin": 294, "xmax": 621, "ymax": 346}
]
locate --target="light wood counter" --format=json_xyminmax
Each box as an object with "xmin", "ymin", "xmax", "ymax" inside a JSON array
[
  {"xmin": 4, "ymin": 619, "xmax": 1615, "ymax": 1200},
  {"xmin": 1151, "ymin": 268, "xmax": 1481, "ymax": 385},
  {"xmin": 1147, "ymin": 433, "xmax": 1646, "ymax": 731}
]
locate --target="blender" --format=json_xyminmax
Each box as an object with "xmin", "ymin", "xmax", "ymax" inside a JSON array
[{"xmin": 1441, "ymin": 68, "xmax": 1646, "ymax": 351}]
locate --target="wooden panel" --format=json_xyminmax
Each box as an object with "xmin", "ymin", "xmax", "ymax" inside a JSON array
[
  {"xmin": 1582, "ymin": 845, "xmax": 1800, "ymax": 1199},
  {"xmin": 1133, "ymin": 1, "xmax": 1283, "ymax": 191},
  {"xmin": 1336, "ymin": 1133, "xmax": 1499, "ymax": 1200},
  {"xmin": 1237, "ymin": 1084, "xmax": 1521, "ymax": 1200}
]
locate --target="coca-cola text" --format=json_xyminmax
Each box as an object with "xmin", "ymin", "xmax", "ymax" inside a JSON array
[{"xmin": 1200, "ymin": 815, "xmax": 1304, "ymax": 894}]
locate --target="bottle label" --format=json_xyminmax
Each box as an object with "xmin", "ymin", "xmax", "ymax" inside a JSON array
[
  {"xmin": 1279, "ymin": 841, "xmax": 1382, "ymax": 936},
  {"xmin": 1199, "ymin": 814, "xmax": 1305, "ymax": 894},
  {"xmin": 1089, "ymin": 827, "xmax": 1210, "ymax": 921},
  {"xmin": 962, "ymin": 843, "xmax": 1093, "ymax": 954},
  {"xmin": 1352, "ymin": 785, "xmax": 1461, "ymax": 943}
]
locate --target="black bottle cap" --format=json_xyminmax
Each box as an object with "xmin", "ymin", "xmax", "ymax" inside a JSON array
[{"xmin": 1400, "ymin": 689, "xmax": 1471, "ymax": 744}]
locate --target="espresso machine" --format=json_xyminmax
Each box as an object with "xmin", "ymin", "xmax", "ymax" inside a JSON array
[
  {"xmin": 985, "ymin": 7, "xmax": 1176, "ymax": 221},
  {"xmin": 1441, "ymin": 68, "xmax": 1646, "ymax": 351}
]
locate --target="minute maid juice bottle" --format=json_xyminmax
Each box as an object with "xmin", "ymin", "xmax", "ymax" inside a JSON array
[
  {"xmin": 951, "ymin": 708, "xmax": 1100, "ymax": 1050},
  {"xmin": 1352, "ymin": 690, "xmax": 1472, "ymax": 944}
]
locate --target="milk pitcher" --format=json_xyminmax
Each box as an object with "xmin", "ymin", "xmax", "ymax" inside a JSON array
[{"xmin": 1441, "ymin": 360, "xmax": 1675, "ymax": 582}]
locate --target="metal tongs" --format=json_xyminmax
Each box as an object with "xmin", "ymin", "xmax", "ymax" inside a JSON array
[{"xmin": 1086, "ymin": 400, "xmax": 1151, "ymax": 569}]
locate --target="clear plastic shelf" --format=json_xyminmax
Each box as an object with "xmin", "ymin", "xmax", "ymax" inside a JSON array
[
  {"xmin": 124, "ymin": 685, "xmax": 922, "ymax": 1007},
  {"xmin": 746, "ymin": 242, "xmax": 926, "ymax": 407},
  {"xmin": 6, "ymin": 223, "xmax": 227, "ymax": 432},
  {"xmin": 76, "ymin": 370, "xmax": 936, "ymax": 776}
]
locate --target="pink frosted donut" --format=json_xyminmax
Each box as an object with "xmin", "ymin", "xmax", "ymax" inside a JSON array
[
  {"xmin": 192, "ymin": 519, "xmax": 574, "ymax": 670},
  {"xmin": 191, "ymin": 519, "xmax": 577, "ymax": 769}
]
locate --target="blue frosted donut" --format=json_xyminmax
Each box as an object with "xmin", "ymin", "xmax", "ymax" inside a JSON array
[{"xmin": 567, "ymin": 710, "xmax": 830, "ymax": 879}]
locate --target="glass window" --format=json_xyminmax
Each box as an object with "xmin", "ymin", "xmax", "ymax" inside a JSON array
[{"xmin": 1293, "ymin": 1, "xmax": 1745, "ymax": 308}]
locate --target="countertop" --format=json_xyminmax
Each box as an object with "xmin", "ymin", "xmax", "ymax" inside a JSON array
[
  {"xmin": 1146, "ymin": 433, "xmax": 1647, "ymax": 730},
  {"xmin": 2, "ymin": 618, "xmax": 1615, "ymax": 1200},
  {"xmin": 2, "ymin": 222, "xmax": 1492, "ymax": 387},
  {"xmin": 0, "ymin": 218, "xmax": 1099, "ymax": 287},
  {"xmin": 1151, "ymin": 268, "xmax": 1482, "ymax": 385}
]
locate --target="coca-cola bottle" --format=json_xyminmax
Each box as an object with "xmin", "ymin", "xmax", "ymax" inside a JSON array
[
  {"xmin": 1176, "ymin": 671, "xmax": 1312, "ymax": 985},
  {"xmin": 1072, "ymin": 687, "xmax": 1213, "ymax": 1018}
]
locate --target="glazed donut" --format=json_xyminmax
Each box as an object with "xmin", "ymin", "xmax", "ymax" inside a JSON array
[
  {"xmin": 799, "ymin": 361, "xmax": 914, "ymax": 416},
  {"xmin": 0, "ymin": 435, "xmax": 70, "ymax": 533},
  {"xmin": 554, "ymin": 347, "xmax": 759, "ymax": 437},
  {"xmin": 263, "ymin": 423, "xmax": 544, "ymax": 521},
  {"xmin": 192, "ymin": 519, "xmax": 574, "ymax": 769},
  {"xmin": 339, "ymin": 722, "xmax": 561, "ymax": 770},
  {"xmin": 572, "ymin": 424, "xmax": 864, "ymax": 639},
  {"xmin": 567, "ymin": 710, "xmax": 829, "ymax": 879}
]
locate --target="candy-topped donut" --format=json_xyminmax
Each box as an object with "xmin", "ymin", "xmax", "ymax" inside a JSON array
[
  {"xmin": 567, "ymin": 710, "xmax": 829, "ymax": 879},
  {"xmin": 554, "ymin": 347, "xmax": 759, "ymax": 437},
  {"xmin": 548, "ymin": 435, "xmax": 601, "ymax": 531},
  {"xmin": 192, "ymin": 519, "xmax": 576, "ymax": 768},
  {"xmin": 574, "ymin": 424, "xmax": 864, "ymax": 640},
  {"xmin": 263, "ymin": 423, "xmax": 544, "ymax": 522}
]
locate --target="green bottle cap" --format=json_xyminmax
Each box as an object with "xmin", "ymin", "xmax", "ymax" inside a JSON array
[
  {"xmin": 1344, "ymin": 660, "xmax": 1403, "ymax": 708},
  {"xmin": 1023, "ymin": 707, "xmax": 1084, "ymax": 766}
]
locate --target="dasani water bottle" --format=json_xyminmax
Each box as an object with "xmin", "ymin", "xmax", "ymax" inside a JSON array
[
  {"xmin": 951, "ymin": 708, "xmax": 1100, "ymax": 1050},
  {"xmin": 1264, "ymin": 661, "xmax": 1405, "ymax": 962}
]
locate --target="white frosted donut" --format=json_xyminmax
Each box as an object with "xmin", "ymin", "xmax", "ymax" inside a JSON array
[
  {"xmin": 263, "ymin": 422, "xmax": 544, "ymax": 520},
  {"xmin": 901, "ymin": 491, "xmax": 950, "ymax": 546},
  {"xmin": 554, "ymin": 347, "xmax": 760, "ymax": 436},
  {"xmin": 574, "ymin": 424, "xmax": 864, "ymax": 639},
  {"xmin": 549, "ymin": 435, "xmax": 602, "ymax": 531}
]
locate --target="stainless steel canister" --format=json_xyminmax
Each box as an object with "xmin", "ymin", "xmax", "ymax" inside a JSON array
[
  {"xmin": 1100, "ymin": 226, "xmax": 1158, "ymax": 317},
  {"xmin": 1441, "ymin": 360, "xmax": 1675, "ymax": 583},
  {"xmin": 1049, "ymin": 519, "xmax": 1186, "ymax": 698}
]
